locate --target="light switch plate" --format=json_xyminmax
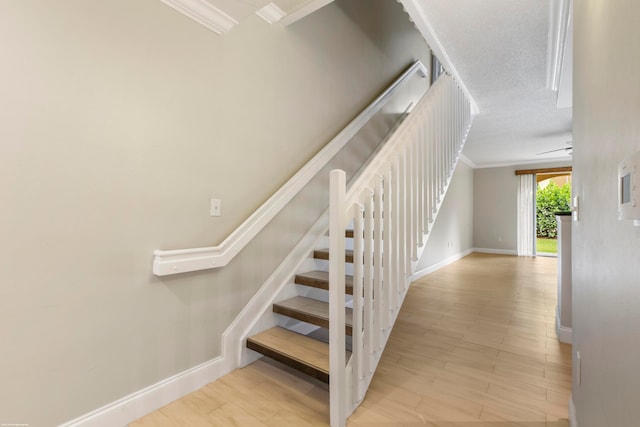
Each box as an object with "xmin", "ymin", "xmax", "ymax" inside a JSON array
[{"xmin": 210, "ymin": 199, "xmax": 221, "ymax": 217}]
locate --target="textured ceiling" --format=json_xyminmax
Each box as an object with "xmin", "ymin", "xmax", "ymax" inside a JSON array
[{"xmin": 417, "ymin": 0, "xmax": 573, "ymax": 167}]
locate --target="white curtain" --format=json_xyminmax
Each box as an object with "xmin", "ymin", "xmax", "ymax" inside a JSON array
[{"xmin": 517, "ymin": 173, "xmax": 536, "ymax": 256}]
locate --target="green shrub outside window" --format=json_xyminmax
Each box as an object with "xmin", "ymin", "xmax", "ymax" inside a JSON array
[{"xmin": 536, "ymin": 181, "xmax": 571, "ymax": 238}]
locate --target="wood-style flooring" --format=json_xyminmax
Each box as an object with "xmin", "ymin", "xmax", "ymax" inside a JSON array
[{"xmin": 131, "ymin": 253, "xmax": 572, "ymax": 426}]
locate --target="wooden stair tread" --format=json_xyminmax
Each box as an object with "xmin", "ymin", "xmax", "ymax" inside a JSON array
[
  {"xmin": 274, "ymin": 296, "xmax": 353, "ymax": 335},
  {"xmin": 295, "ymin": 270, "xmax": 353, "ymax": 295},
  {"xmin": 307, "ymin": 327, "xmax": 353, "ymax": 352},
  {"xmin": 247, "ymin": 327, "xmax": 333, "ymax": 383},
  {"xmin": 313, "ymin": 248, "xmax": 354, "ymax": 263}
]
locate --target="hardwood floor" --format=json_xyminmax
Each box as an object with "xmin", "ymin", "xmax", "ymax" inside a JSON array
[{"xmin": 130, "ymin": 253, "xmax": 571, "ymax": 427}]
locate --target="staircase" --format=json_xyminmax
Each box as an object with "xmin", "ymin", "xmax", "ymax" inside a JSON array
[
  {"xmin": 247, "ymin": 240, "xmax": 355, "ymax": 384},
  {"xmin": 245, "ymin": 72, "xmax": 473, "ymax": 427}
]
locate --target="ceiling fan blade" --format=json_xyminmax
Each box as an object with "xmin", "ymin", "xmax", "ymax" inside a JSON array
[{"xmin": 536, "ymin": 147, "xmax": 572, "ymax": 155}]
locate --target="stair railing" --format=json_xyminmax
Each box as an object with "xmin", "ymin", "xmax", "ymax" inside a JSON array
[{"xmin": 328, "ymin": 73, "xmax": 473, "ymax": 427}]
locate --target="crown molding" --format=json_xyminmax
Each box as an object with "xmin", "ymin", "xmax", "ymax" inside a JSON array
[
  {"xmin": 256, "ymin": 2, "xmax": 287, "ymax": 24},
  {"xmin": 159, "ymin": 0, "xmax": 238, "ymax": 35},
  {"xmin": 474, "ymin": 157, "xmax": 572, "ymax": 169}
]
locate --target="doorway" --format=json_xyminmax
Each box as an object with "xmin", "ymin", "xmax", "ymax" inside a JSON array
[{"xmin": 536, "ymin": 172, "xmax": 572, "ymax": 256}]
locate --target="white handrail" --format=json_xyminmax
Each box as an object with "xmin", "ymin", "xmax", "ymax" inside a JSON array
[
  {"xmin": 153, "ymin": 61, "xmax": 428, "ymax": 276},
  {"xmin": 328, "ymin": 73, "xmax": 473, "ymax": 426}
]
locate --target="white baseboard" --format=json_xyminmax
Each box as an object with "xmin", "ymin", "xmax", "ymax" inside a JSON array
[
  {"xmin": 411, "ymin": 248, "xmax": 474, "ymax": 281},
  {"xmin": 59, "ymin": 355, "xmax": 231, "ymax": 427},
  {"xmin": 555, "ymin": 311, "xmax": 573, "ymax": 344},
  {"xmin": 569, "ymin": 394, "xmax": 577, "ymax": 427},
  {"xmin": 473, "ymin": 247, "xmax": 518, "ymax": 256},
  {"xmin": 558, "ymin": 326, "xmax": 572, "ymax": 344}
]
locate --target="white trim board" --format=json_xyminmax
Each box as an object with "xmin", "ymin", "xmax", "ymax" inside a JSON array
[{"xmin": 411, "ymin": 249, "xmax": 474, "ymax": 282}]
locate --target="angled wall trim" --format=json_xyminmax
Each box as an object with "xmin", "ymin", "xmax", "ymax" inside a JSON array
[
  {"xmin": 159, "ymin": 0, "xmax": 238, "ymax": 35},
  {"xmin": 398, "ymin": 0, "xmax": 479, "ymax": 114}
]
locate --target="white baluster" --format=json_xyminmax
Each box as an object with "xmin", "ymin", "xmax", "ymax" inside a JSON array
[
  {"xmin": 436, "ymin": 89, "xmax": 443, "ymax": 203},
  {"xmin": 391, "ymin": 156, "xmax": 401, "ymax": 311},
  {"xmin": 352, "ymin": 202, "xmax": 364, "ymax": 403},
  {"xmin": 419, "ymin": 108, "xmax": 426, "ymax": 231},
  {"xmin": 382, "ymin": 165, "xmax": 392, "ymax": 329},
  {"xmin": 373, "ymin": 174, "xmax": 384, "ymax": 350},
  {"xmin": 428, "ymin": 103, "xmax": 434, "ymax": 223},
  {"xmin": 398, "ymin": 147, "xmax": 407, "ymax": 291},
  {"xmin": 429, "ymin": 104, "xmax": 436, "ymax": 221},
  {"xmin": 363, "ymin": 189, "xmax": 374, "ymax": 378},
  {"xmin": 415, "ymin": 125, "xmax": 422, "ymax": 252},
  {"xmin": 450, "ymin": 78, "xmax": 455, "ymax": 174},
  {"xmin": 403, "ymin": 144, "xmax": 412, "ymax": 282},
  {"xmin": 409, "ymin": 139, "xmax": 417, "ymax": 262}
]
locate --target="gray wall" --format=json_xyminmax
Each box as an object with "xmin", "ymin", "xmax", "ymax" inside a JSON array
[
  {"xmin": 0, "ymin": 0, "xmax": 430, "ymax": 424},
  {"xmin": 417, "ymin": 160, "xmax": 474, "ymax": 270},
  {"xmin": 473, "ymin": 161, "xmax": 571, "ymax": 252},
  {"xmin": 573, "ymin": 1, "xmax": 640, "ymax": 425}
]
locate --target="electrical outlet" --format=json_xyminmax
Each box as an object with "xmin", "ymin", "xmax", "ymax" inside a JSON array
[{"xmin": 210, "ymin": 198, "xmax": 221, "ymax": 217}]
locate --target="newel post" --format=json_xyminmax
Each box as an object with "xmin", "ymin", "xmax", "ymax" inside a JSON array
[{"xmin": 329, "ymin": 169, "xmax": 347, "ymax": 427}]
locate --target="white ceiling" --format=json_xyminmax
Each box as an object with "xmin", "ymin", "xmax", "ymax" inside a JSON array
[{"xmin": 412, "ymin": 0, "xmax": 573, "ymax": 167}]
